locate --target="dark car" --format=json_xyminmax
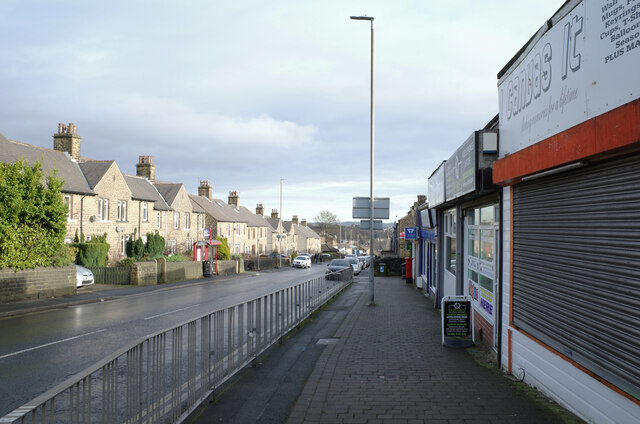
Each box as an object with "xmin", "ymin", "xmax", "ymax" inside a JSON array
[{"xmin": 326, "ymin": 259, "xmax": 351, "ymax": 274}]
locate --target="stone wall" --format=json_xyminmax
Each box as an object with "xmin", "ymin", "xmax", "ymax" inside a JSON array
[
  {"xmin": 130, "ymin": 262, "xmax": 157, "ymax": 286},
  {"xmin": 217, "ymin": 260, "xmax": 241, "ymax": 276},
  {"xmin": 165, "ymin": 261, "xmax": 203, "ymax": 284},
  {"xmin": 0, "ymin": 266, "xmax": 76, "ymax": 303}
]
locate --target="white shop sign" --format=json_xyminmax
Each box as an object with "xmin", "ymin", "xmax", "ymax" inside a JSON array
[{"xmin": 498, "ymin": 0, "xmax": 640, "ymax": 156}]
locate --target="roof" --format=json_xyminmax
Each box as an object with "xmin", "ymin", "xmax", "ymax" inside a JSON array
[
  {"xmin": 0, "ymin": 133, "xmax": 95, "ymax": 195},
  {"xmin": 153, "ymin": 182, "xmax": 183, "ymax": 206},
  {"xmin": 189, "ymin": 196, "xmax": 206, "ymax": 214},
  {"xmin": 238, "ymin": 206, "xmax": 275, "ymax": 228},
  {"xmin": 124, "ymin": 175, "xmax": 172, "ymax": 211},
  {"xmin": 189, "ymin": 195, "xmax": 248, "ymax": 223},
  {"xmin": 295, "ymin": 224, "xmax": 321, "ymax": 240},
  {"xmin": 78, "ymin": 160, "xmax": 115, "ymax": 188}
]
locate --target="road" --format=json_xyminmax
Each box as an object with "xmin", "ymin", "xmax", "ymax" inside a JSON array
[{"xmin": 0, "ymin": 265, "xmax": 325, "ymax": 417}]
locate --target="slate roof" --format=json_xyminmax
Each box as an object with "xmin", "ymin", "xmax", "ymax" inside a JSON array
[
  {"xmin": 124, "ymin": 175, "xmax": 172, "ymax": 211},
  {"xmin": 238, "ymin": 206, "xmax": 275, "ymax": 229},
  {"xmin": 153, "ymin": 182, "xmax": 183, "ymax": 207},
  {"xmin": 0, "ymin": 133, "xmax": 95, "ymax": 195},
  {"xmin": 189, "ymin": 195, "xmax": 248, "ymax": 223},
  {"xmin": 296, "ymin": 224, "xmax": 320, "ymax": 239},
  {"xmin": 266, "ymin": 217, "xmax": 281, "ymax": 230},
  {"xmin": 189, "ymin": 196, "xmax": 206, "ymax": 214},
  {"xmin": 78, "ymin": 160, "xmax": 115, "ymax": 189}
]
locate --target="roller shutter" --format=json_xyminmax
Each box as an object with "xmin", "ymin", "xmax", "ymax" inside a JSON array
[{"xmin": 512, "ymin": 152, "xmax": 640, "ymax": 400}]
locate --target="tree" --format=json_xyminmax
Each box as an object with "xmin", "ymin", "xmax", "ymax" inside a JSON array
[
  {"xmin": 216, "ymin": 236, "xmax": 230, "ymax": 260},
  {"xmin": 313, "ymin": 210, "xmax": 338, "ymax": 238},
  {"xmin": 145, "ymin": 232, "xmax": 165, "ymax": 259},
  {"xmin": 0, "ymin": 160, "xmax": 67, "ymax": 270}
]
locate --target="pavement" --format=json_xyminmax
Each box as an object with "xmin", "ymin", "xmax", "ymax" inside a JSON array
[{"xmin": 189, "ymin": 276, "xmax": 584, "ymax": 424}]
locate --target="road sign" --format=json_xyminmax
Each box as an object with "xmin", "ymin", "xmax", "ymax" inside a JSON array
[
  {"xmin": 360, "ymin": 220, "xmax": 383, "ymax": 230},
  {"xmin": 404, "ymin": 227, "xmax": 418, "ymax": 240},
  {"xmin": 352, "ymin": 197, "xmax": 390, "ymax": 219}
]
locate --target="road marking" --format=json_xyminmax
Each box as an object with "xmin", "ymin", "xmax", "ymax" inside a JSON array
[
  {"xmin": 144, "ymin": 305, "xmax": 199, "ymax": 320},
  {"xmin": 0, "ymin": 329, "xmax": 107, "ymax": 361}
]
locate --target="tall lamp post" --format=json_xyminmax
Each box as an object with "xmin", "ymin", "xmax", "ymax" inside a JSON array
[
  {"xmin": 350, "ymin": 14, "xmax": 375, "ymax": 305},
  {"xmin": 279, "ymin": 178, "xmax": 286, "ymax": 268}
]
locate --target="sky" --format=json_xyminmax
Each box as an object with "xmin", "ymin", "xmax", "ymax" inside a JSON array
[{"xmin": 0, "ymin": 0, "xmax": 564, "ymax": 223}]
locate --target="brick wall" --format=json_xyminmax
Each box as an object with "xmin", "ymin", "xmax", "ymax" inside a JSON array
[
  {"xmin": 0, "ymin": 266, "xmax": 76, "ymax": 303},
  {"xmin": 473, "ymin": 310, "xmax": 495, "ymax": 352}
]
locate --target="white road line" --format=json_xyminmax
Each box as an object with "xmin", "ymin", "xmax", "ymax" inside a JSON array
[
  {"xmin": 0, "ymin": 329, "xmax": 107, "ymax": 361},
  {"xmin": 144, "ymin": 305, "xmax": 199, "ymax": 320}
]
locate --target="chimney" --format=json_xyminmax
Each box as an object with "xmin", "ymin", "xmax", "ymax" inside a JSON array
[
  {"xmin": 271, "ymin": 209, "xmax": 279, "ymax": 219},
  {"xmin": 301, "ymin": 218, "xmax": 307, "ymax": 227},
  {"xmin": 136, "ymin": 155, "xmax": 156, "ymax": 181},
  {"xmin": 228, "ymin": 190, "xmax": 239, "ymax": 207},
  {"xmin": 256, "ymin": 204, "xmax": 264, "ymax": 216},
  {"xmin": 53, "ymin": 123, "xmax": 81, "ymax": 160},
  {"xmin": 199, "ymin": 180, "xmax": 212, "ymax": 200},
  {"xmin": 417, "ymin": 194, "xmax": 427, "ymax": 205},
  {"xmin": 292, "ymin": 215, "xmax": 299, "ymax": 225}
]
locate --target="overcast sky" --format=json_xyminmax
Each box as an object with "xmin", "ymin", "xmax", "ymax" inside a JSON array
[{"xmin": 0, "ymin": 0, "xmax": 562, "ymax": 223}]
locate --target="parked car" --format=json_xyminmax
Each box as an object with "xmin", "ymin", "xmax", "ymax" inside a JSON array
[
  {"xmin": 346, "ymin": 257, "xmax": 361, "ymax": 275},
  {"xmin": 326, "ymin": 259, "xmax": 351, "ymax": 274},
  {"xmin": 292, "ymin": 255, "xmax": 311, "ymax": 269},
  {"xmin": 75, "ymin": 265, "xmax": 94, "ymax": 288},
  {"xmin": 358, "ymin": 257, "xmax": 367, "ymax": 269}
]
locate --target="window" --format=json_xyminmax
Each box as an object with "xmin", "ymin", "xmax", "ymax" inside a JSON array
[
  {"xmin": 120, "ymin": 234, "xmax": 130, "ymax": 255},
  {"xmin": 168, "ymin": 240, "xmax": 177, "ymax": 255},
  {"xmin": 184, "ymin": 212, "xmax": 190, "ymax": 229},
  {"xmin": 444, "ymin": 210, "xmax": 457, "ymax": 275},
  {"xmin": 142, "ymin": 202, "xmax": 148, "ymax": 222},
  {"xmin": 117, "ymin": 200, "xmax": 127, "ymax": 222},
  {"xmin": 227, "ymin": 224, "xmax": 230, "ymax": 236},
  {"xmin": 97, "ymin": 198, "xmax": 109, "ymax": 221},
  {"xmin": 64, "ymin": 195, "xmax": 72, "ymax": 220},
  {"xmin": 157, "ymin": 212, "xmax": 161, "ymax": 229},
  {"xmin": 174, "ymin": 212, "xmax": 179, "ymax": 229}
]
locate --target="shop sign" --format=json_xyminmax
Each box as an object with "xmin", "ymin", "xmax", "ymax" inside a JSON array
[
  {"xmin": 468, "ymin": 279, "xmax": 495, "ymax": 321},
  {"xmin": 445, "ymin": 133, "xmax": 476, "ymax": 201},
  {"xmin": 428, "ymin": 162, "xmax": 446, "ymax": 207},
  {"xmin": 499, "ymin": 0, "xmax": 640, "ymax": 156},
  {"xmin": 404, "ymin": 227, "xmax": 418, "ymax": 240},
  {"xmin": 441, "ymin": 295, "xmax": 474, "ymax": 347}
]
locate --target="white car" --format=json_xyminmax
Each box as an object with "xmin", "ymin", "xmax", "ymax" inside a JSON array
[
  {"xmin": 292, "ymin": 255, "xmax": 311, "ymax": 269},
  {"xmin": 75, "ymin": 265, "xmax": 95, "ymax": 287},
  {"xmin": 346, "ymin": 257, "xmax": 361, "ymax": 275}
]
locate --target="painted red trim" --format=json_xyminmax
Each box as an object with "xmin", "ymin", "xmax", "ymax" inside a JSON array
[{"xmin": 494, "ymin": 98, "xmax": 640, "ymax": 186}]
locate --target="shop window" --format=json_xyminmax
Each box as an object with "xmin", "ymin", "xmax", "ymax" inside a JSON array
[{"xmin": 444, "ymin": 210, "xmax": 457, "ymax": 275}]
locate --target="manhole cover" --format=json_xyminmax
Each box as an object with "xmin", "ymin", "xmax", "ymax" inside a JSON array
[{"xmin": 316, "ymin": 338, "xmax": 340, "ymax": 345}]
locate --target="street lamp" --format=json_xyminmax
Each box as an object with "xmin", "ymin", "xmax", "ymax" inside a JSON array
[
  {"xmin": 350, "ymin": 15, "xmax": 375, "ymax": 305},
  {"xmin": 279, "ymin": 178, "xmax": 286, "ymax": 268}
]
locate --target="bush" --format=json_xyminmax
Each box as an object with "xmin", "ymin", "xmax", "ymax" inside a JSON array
[
  {"xmin": 126, "ymin": 237, "xmax": 145, "ymax": 260},
  {"xmin": 118, "ymin": 257, "xmax": 137, "ymax": 266},
  {"xmin": 0, "ymin": 160, "xmax": 67, "ymax": 270},
  {"xmin": 73, "ymin": 242, "xmax": 110, "ymax": 267},
  {"xmin": 51, "ymin": 244, "xmax": 77, "ymax": 267},
  {"xmin": 145, "ymin": 232, "xmax": 165, "ymax": 259}
]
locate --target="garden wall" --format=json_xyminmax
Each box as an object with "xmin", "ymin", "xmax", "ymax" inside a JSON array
[{"xmin": 0, "ymin": 266, "xmax": 76, "ymax": 303}]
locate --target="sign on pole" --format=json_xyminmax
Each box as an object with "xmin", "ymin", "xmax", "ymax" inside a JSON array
[
  {"xmin": 352, "ymin": 197, "xmax": 390, "ymax": 219},
  {"xmin": 441, "ymin": 295, "xmax": 474, "ymax": 348},
  {"xmin": 360, "ymin": 220, "xmax": 383, "ymax": 230}
]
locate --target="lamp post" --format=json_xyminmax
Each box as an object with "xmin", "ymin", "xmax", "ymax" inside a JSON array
[
  {"xmin": 279, "ymin": 178, "xmax": 286, "ymax": 268},
  {"xmin": 350, "ymin": 14, "xmax": 375, "ymax": 305}
]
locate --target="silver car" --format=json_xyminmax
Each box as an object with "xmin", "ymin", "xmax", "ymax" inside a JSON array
[{"xmin": 75, "ymin": 265, "xmax": 95, "ymax": 287}]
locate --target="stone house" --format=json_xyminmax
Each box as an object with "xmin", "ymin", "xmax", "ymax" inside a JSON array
[
  {"xmin": 294, "ymin": 218, "xmax": 322, "ymax": 254},
  {"xmin": 78, "ymin": 160, "xmax": 135, "ymax": 261},
  {"xmin": 266, "ymin": 210, "xmax": 288, "ymax": 255},
  {"xmin": 123, "ymin": 174, "xmax": 172, "ymax": 243},
  {"xmin": 190, "ymin": 183, "xmax": 248, "ymax": 255},
  {"xmin": 253, "ymin": 204, "xmax": 277, "ymax": 255},
  {"xmin": 153, "ymin": 181, "xmax": 203, "ymax": 255},
  {"xmin": 227, "ymin": 192, "xmax": 273, "ymax": 256}
]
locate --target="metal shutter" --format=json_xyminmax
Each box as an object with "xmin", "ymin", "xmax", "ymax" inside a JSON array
[{"xmin": 513, "ymin": 153, "xmax": 640, "ymax": 400}]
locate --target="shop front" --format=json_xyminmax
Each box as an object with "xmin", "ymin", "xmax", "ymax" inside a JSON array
[
  {"xmin": 493, "ymin": 1, "xmax": 640, "ymax": 421},
  {"xmin": 427, "ymin": 128, "xmax": 501, "ymax": 351}
]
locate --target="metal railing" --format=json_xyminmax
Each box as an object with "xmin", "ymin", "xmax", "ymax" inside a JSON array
[{"xmin": 1, "ymin": 271, "xmax": 352, "ymax": 424}]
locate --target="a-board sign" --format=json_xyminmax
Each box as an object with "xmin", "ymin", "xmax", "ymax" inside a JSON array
[{"xmin": 441, "ymin": 295, "xmax": 474, "ymax": 348}]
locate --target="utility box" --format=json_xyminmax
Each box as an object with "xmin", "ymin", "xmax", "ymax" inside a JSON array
[{"xmin": 405, "ymin": 257, "xmax": 413, "ymax": 284}]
